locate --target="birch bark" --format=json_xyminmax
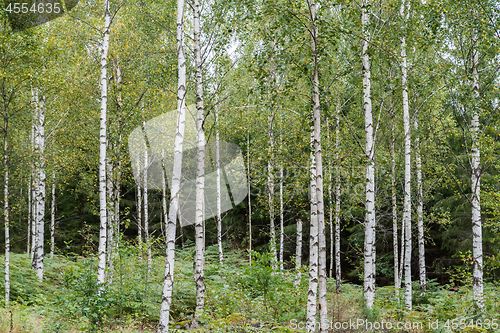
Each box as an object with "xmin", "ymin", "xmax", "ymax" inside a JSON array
[
  {"xmin": 400, "ymin": 0, "xmax": 412, "ymax": 310},
  {"xmin": 50, "ymin": 172, "xmax": 55, "ymax": 258},
  {"xmin": 247, "ymin": 132, "xmax": 252, "ymax": 266},
  {"xmin": 362, "ymin": 0, "xmax": 376, "ymax": 309},
  {"xmin": 216, "ymin": 108, "xmax": 223, "ymax": 264},
  {"xmin": 158, "ymin": 0, "xmax": 186, "ymax": 329},
  {"xmin": 194, "ymin": 0, "xmax": 206, "ymax": 316},
  {"xmin": 97, "ymin": 0, "xmax": 111, "ymax": 288},
  {"xmin": 335, "ymin": 110, "xmax": 342, "ymax": 294},
  {"xmin": 471, "ymin": 33, "xmax": 484, "ymax": 310},
  {"xmin": 415, "ymin": 118, "xmax": 425, "ymax": 292},
  {"xmin": 294, "ymin": 219, "xmax": 302, "ymax": 287},
  {"xmin": 4, "ymin": 115, "xmax": 9, "ymax": 306}
]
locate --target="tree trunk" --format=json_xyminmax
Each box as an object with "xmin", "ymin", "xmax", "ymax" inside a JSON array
[
  {"xmin": 415, "ymin": 118, "xmax": 425, "ymax": 292},
  {"xmin": 144, "ymin": 140, "xmax": 151, "ymax": 273},
  {"xmin": 279, "ymin": 153, "xmax": 284, "ymax": 270},
  {"xmin": 309, "ymin": 1, "xmax": 327, "ymax": 325},
  {"xmin": 295, "ymin": 219, "xmax": 302, "ymax": 287},
  {"xmin": 137, "ymin": 155, "xmax": 143, "ymax": 258},
  {"xmin": 4, "ymin": 117, "xmax": 10, "ymax": 306},
  {"xmin": 33, "ymin": 88, "xmax": 46, "ymax": 282},
  {"xmin": 216, "ymin": 109, "xmax": 223, "ymax": 264},
  {"xmin": 335, "ymin": 111, "xmax": 342, "ymax": 294},
  {"xmin": 193, "ymin": 0, "xmax": 205, "ymax": 317},
  {"xmin": 97, "ymin": 0, "xmax": 111, "ymax": 288},
  {"xmin": 247, "ymin": 132, "xmax": 252, "ymax": 266},
  {"xmin": 362, "ymin": 0, "xmax": 376, "ymax": 309},
  {"xmin": 27, "ymin": 173, "xmax": 31, "ymax": 256},
  {"xmin": 158, "ymin": 0, "xmax": 186, "ymax": 329},
  {"xmin": 268, "ymin": 114, "xmax": 277, "ymax": 268},
  {"xmin": 400, "ymin": 0, "xmax": 412, "ymax": 310},
  {"xmin": 50, "ymin": 171, "xmax": 56, "ymax": 258},
  {"xmin": 471, "ymin": 34, "xmax": 484, "ymax": 310},
  {"xmin": 391, "ymin": 99, "xmax": 400, "ymax": 297},
  {"xmin": 306, "ymin": 126, "xmax": 318, "ymax": 332}
]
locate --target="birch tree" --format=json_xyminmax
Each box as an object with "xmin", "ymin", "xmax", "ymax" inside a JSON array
[
  {"xmin": 50, "ymin": 172, "xmax": 56, "ymax": 257},
  {"xmin": 193, "ymin": 0, "xmax": 206, "ymax": 317},
  {"xmin": 158, "ymin": 0, "xmax": 187, "ymax": 329},
  {"xmin": 294, "ymin": 218, "xmax": 302, "ymax": 287},
  {"xmin": 415, "ymin": 117, "xmax": 425, "ymax": 292},
  {"xmin": 400, "ymin": 0, "xmax": 412, "ymax": 310},
  {"xmin": 216, "ymin": 108, "xmax": 223, "ymax": 264},
  {"xmin": 97, "ymin": 0, "xmax": 111, "ymax": 288},
  {"xmin": 361, "ymin": 0, "xmax": 376, "ymax": 309},
  {"xmin": 3, "ymin": 99, "xmax": 9, "ymax": 306}
]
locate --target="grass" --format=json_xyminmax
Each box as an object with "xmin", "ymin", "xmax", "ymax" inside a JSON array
[{"xmin": 0, "ymin": 243, "xmax": 499, "ymax": 332}]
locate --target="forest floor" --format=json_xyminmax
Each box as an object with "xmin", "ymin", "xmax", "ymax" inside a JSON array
[{"xmin": 0, "ymin": 243, "xmax": 499, "ymax": 332}]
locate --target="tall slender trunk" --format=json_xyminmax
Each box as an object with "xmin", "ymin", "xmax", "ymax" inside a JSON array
[
  {"xmin": 295, "ymin": 219, "xmax": 302, "ymax": 287},
  {"xmin": 159, "ymin": 0, "xmax": 186, "ymax": 329},
  {"xmin": 97, "ymin": 0, "xmax": 111, "ymax": 287},
  {"xmin": 415, "ymin": 118, "xmax": 425, "ymax": 292},
  {"xmin": 137, "ymin": 155, "xmax": 143, "ymax": 258},
  {"xmin": 335, "ymin": 110, "xmax": 342, "ymax": 294},
  {"xmin": 268, "ymin": 113, "xmax": 277, "ymax": 267},
  {"xmin": 27, "ymin": 173, "xmax": 31, "ymax": 255},
  {"xmin": 30, "ymin": 123, "xmax": 36, "ymax": 264},
  {"xmin": 401, "ymin": 0, "xmax": 412, "ymax": 310},
  {"xmin": 471, "ymin": 33, "xmax": 483, "ymax": 310},
  {"xmin": 33, "ymin": 88, "xmax": 46, "ymax": 282},
  {"xmin": 279, "ymin": 144, "xmax": 284, "ymax": 270},
  {"xmin": 50, "ymin": 171, "xmax": 56, "ymax": 258},
  {"xmin": 391, "ymin": 98, "xmax": 400, "ymax": 297},
  {"xmin": 193, "ymin": 0, "xmax": 205, "ymax": 316},
  {"xmin": 306, "ymin": 126, "xmax": 318, "ymax": 332},
  {"xmin": 216, "ymin": 109, "xmax": 223, "ymax": 264},
  {"xmin": 4, "ymin": 117, "xmax": 10, "ymax": 306},
  {"xmin": 106, "ymin": 160, "xmax": 115, "ymax": 282},
  {"xmin": 247, "ymin": 132, "xmax": 252, "ymax": 266},
  {"xmin": 362, "ymin": 0, "xmax": 376, "ymax": 309},
  {"xmin": 144, "ymin": 141, "xmax": 151, "ymax": 273}
]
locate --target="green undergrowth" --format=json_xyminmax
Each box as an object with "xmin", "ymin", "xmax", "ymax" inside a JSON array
[{"xmin": 0, "ymin": 243, "xmax": 499, "ymax": 332}]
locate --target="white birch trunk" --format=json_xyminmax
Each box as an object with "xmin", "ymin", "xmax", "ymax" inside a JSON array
[
  {"xmin": 335, "ymin": 112, "xmax": 342, "ymax": 294},
  {"xmin": 471, "ymin": 35, "xmax": 484, "ymax": 310},
  {"xmin": 137, "ymin": 155, "xmax": 143, "ymax": 258},
  {"xmin": 216, "ymin": 109, "xmax": 223, "ymax": 264},
  {"xmin": 106, "ymin": 161, "xmax": 114, "ymax": 282},
  {"xmin": 30, "ymin": 124, "xmax": 36, "ymax": 264},
  {"xmin": 391, "ymin": 103, "xmax": 400, "ymax": 297},
  {"xmin": 294, "ymin": 219, "xmax": 302, "ymax": 287},
  {"xmin": 4, "ymin": 119, "xmax": 10, "ymax": 306},
  {"xmin": 194, "ymin": 0, "xmax": 205, "ymax": 316},
  {"xmin": 50, "ymin": 172, "xmax": 55, "ymax": 258},
  {"xmin": 27, "ymin": 174, "xmax": 31, "ymax": 255},
  {"xmin": 415, "ymin": 118, "xmax": 425, "ymax": 292},
  {"xmin": 247, "ymin": 132, "xmax": 252, "ymax": 266},
  {"xmin": 158, "ymin": 0, "xmax": 186, "ymax": 329},
  {"xmin": 144, "ymin": 142, "xmax": 151, "ymax": 273},
  {"xmin": 328, "ymin": 176, "xmax": 333, "ymax": 279},
  {"xmin": 33, "ymin": 88, "xmax": 46, "ymax": 282},
  {"xmin": 268, "ymin": 115, "xmax": 277, "ymax": 269},
  {"xmin": 97, "ymin": 0, "xmax": 111, "ymax": 288},
  {"xmin": 306, "ymin": 126, "xmax": 318, "ymax": 332},
  {"xmin": 362, "ymin": 0, "xmax": 376, "ymax": 309},
  {"xmin": 279, "ymin": 153, "xmax": 284, "ymax": 270},
  {"xmin": 309, "ymin": 1, "xmax": 327, "ymax": 326},
  {"xmin": 401, "ymin": 0, "xmax": 412, "ymax": 310}
]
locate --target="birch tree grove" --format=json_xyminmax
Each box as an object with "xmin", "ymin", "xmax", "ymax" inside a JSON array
[
  {"xmin": 97, "ymin": 0, "xmax": 111, "ymax": 288},
  {"xmin": 159, "ymin": 0, "xmax": 187, "ymax": 329}
]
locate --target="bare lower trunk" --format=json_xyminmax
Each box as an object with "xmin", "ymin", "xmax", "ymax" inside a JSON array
[
  {"xmin": 158, "ymin": 0, "xmax": 186, "ymax": 329},
  {"xmin": 106, "ymin": 161, "xmax": 114, "ymax": 282},
  {"xmin": 137, "ymin": 155, "xmax": 143, "ymax": 258},
  {"xmin": 362, "ymin": 0, "xmax": 376, "ymax": 309},
  {"xmin": 216, "ymin": 110, "xmax": 223, "ymax": 264},
  {"xmin": 268, "ymin": 115, "xmax": 277, "ymax": 268},
  {"xmin": 295, "ymin": 219, "xmax": 302, "ymax": 287},
  {"xmin": 415, "ymin": 118, "xmax": 425, "ymax": 292},
  {"xmin": 144, "ymin": 145, "xmax": 151, "ymax": 273},
  {"xmin": 247, "ymin": 132, "xmax": 252, "ymax": 266},
  {"xmin": 193, "ymin": 0, "xmax": 205, "ymax": 316},
  {"xmin": 335, "ymin": 112, "xmax": 342, "ymax": 294},
  {"xmin": 27, "ymin": 175, "xmax": 31, "ymax": 255},
  {"xmin": 390, "ymin": 96, "xmax": 399, "ymax": 297},
  {"xmin": 279, "ymin": 163, "xmax": 284, "ymax": 270},
  {"xmin": 50, "ymin": 172, "xmax": 56, "ymax": 258},
  {"xmin": 97, "ymin": 0, "xmax": 111, "ymax": 288},
  {"xmin": 471, "ymin": 36, "xmax": 483, "ymax": 310},
  {"xmin": 4, "ymin": 120, "xmax": 10, "ymax": 306},
  {"xmin": 401, "ymin": 0, "xmax": 412, "ymax": 310},
  {"xmin": 33, "ymin": 88, "xmax": 46, "ymax": 282}
]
